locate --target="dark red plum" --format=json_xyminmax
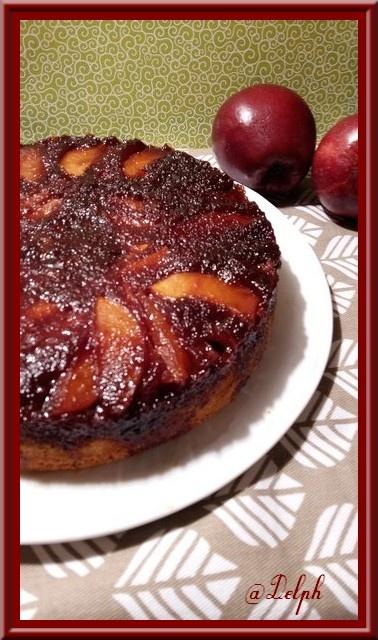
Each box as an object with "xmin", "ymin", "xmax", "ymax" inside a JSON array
[
  {"xmin": 212, "ymin": 84, "xmax": 316, "ymax": 196},
  {"xmin": 312, "ymin": 114, "xmax": 358, "ymax": 218}
]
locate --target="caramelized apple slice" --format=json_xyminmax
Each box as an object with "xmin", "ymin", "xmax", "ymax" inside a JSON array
[
  {"xmin": 21, "ymin": 192, "xmax": 62, "ymax": 221},
  {"xmin": 115, "ymin": 247, "xmax": 168, "ymax": 280},
  {"xmin": 131, "ymin": 243, "xmax": 149, "ymax": 253},
  {"xmin": 26, "ymin": 301, "xmax": 59, "ymax": 321},
  {"xmin": 123, "ymin": 147, "xmax": 167, "ymax": 178},
  {"xmin": 31, "ymin": 197, "xmax": 62, "ymax": 221},
  {"xmin": 108, "ymin": 196, "xmax": 151, "ymax": 230},
  {"xmin": 95, "ymin": 297, "xmax": 144, "ymax": 414},
  {"xmin": 50, "ymin": 354, "xmax": 98, "ymax": 415},
  {"xmin": 196, "ymin": 211, "xmax": 253, "ymax": 229},
  {"xmin": 21, "ymin": 304, "xmax": 91, "ymax": 397},
  {"xmin": 60, "ymin": 145, "xmax": 105, "ymax": 176},
  {"xmin": 142, "ymin": 297, "xmax": 189, "ymax": 384},
  {"xmin": 20, "ymin": 147, "xmax": 45, "ymax": 181},
  {"xmin": 111, "ymin": 196, "xmax": 144, "ymax": 212},
  {"xmin": 128, "ymin": 247, "xmax": 168, "ymax": 273},
  {"xmin": 152, "ymin": 273, "xmax": 259, "ymax": 317},
  {"xmin": 179, "ymin": 211, "xmax": 253, "ymax": 238}
]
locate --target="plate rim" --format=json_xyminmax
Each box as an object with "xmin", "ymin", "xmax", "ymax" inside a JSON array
[{"xmin": 21, "ymin": 186, "xmax": 333, "ymax": 545}]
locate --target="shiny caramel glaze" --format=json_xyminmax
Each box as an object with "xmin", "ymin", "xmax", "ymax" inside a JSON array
[{"xmin": 20, "ymin": 135, "xmax": 280, "ymax": 462}]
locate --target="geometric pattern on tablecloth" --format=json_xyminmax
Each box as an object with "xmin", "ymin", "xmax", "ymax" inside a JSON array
[
  {"xmin": 321, "ymin": 236, "xmax": 358, "ymax": 280},
  {"xmin": 20, "ymin": 588, "xmax": 38, "ymax": 620},
  {"xmin": 304, "ymin": 503, "xmax": 358, "ymax": 617},
  {"xmin": 326, "ymin": 274, "xmax": 355, "ymax": 316},
  {"xmin": 281, "ymin": 391, "xmax": 357, "ymax": 469},
  {"xmin": 206, "ymin": 459, "xmax": 305, "ymax": 547},
  {"xmin": 21, "ymin": 152, "xmax": 358, "ymax": 621},
  {"xmin": 324, "ymin": 338, "xmax": 358, "ymax": 400},
  {"xmin": 113, "ymin": 528, "xmax": 241, "ymax": 620},
  {"xmin": 31, "ymin": 534, "xmax": 122, "ymax": 579},
  {"xmin": 284, "ymin": 215, "xmax": 323, "ymax": 247}
]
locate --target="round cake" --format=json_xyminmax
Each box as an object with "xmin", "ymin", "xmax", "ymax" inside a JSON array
[{"xmin": 20, "ymin": 135, "xmax": 280, "ymax": 471}]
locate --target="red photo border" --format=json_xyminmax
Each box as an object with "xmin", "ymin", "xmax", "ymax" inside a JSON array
[{"xmin": 2, "ymin": 1, "xmax": 377, "ymax": 637}]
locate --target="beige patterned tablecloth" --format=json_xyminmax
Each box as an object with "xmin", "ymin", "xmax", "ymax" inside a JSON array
[{"xmin": 20, "ymin": 153, "xmax": 358, "ymax": 622}]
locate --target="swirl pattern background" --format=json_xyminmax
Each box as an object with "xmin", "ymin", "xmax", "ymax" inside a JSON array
[{"xmin": 21, "ymin": 20, "xmax": 357, "ymax": 147}]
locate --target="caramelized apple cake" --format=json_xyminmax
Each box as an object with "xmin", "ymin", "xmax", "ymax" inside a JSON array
[{"xmin": 20, "ymin": 135, "xmax": 280, "ymax": 471}]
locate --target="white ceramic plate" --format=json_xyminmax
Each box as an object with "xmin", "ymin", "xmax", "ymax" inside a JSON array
[{"xmin": 20, "ymin": 188, "xmax": 333, "ymax": 545}]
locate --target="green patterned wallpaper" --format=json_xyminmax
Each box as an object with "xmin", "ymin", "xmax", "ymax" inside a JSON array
[{"xmin": 21, "ymin": 20, "xmax": 358, "ymax": 147}]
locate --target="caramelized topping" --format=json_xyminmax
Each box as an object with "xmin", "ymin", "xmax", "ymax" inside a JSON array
[{"xmin": 20, "ymin": 135, "xmax": 280, "ymax": 437}]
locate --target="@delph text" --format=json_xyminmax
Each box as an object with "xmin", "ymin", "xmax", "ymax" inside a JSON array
[{"xmin": 245, "ymin": 573, "xmax": 325, "ymax": 615}]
